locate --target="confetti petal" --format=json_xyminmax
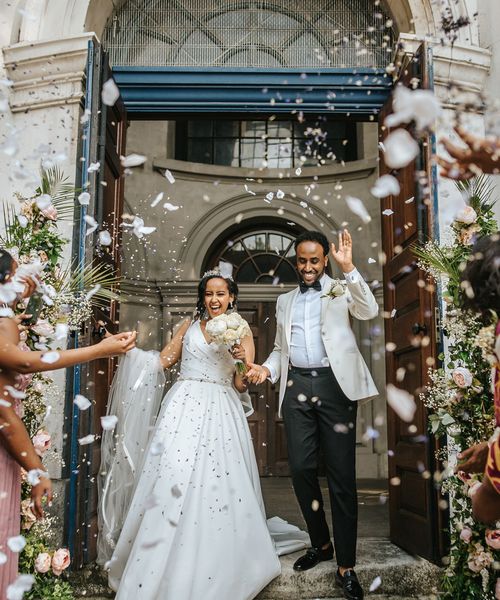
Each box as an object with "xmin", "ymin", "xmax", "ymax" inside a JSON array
[
  {"xmin": 383, "ymin": 129, "xmax": 419, "ymax": 169},
  {"xmin": 345, "ymin": 196, "xmax": 372, "ymax": 224},
  {"xmin": 101, "ymin": 415, "xmax": 118, "ymax": 431},
  {"xmin": 369, "ymin": 575, "xmax": 382, "ymax": 592},
  {"xmin": 78, "ymin": 192, "xmax": 90, "ymax": 206},
  {"xmin": 40, "ymin": 351, "xmax": 60, "ymax": 364},
  {"xmin": 385, "ymin": 86, "xmax": 441, "ymax": 130},
  {"xmin": 74, "ymin": 394, "xmax": 91, "ymax": 410},
  {"xmin": 78, "ymin": 434, "xmax": 96, "ymax": 446},
  {"xmin": 150, "ymin": 192, "xmax": 163, "ymax": 207},
  {"xmin": 370, "ymin": 174, "xmax": 400, "ymax": 198},
  {"xmin": 164, "ymin": 169, "xmax": 175, "ymax": 184},
  {"xmin": 120, "ymin": 153, "xmax": 147, "ymax": 168},
  {"xmin": 386, "ymin": 384, "xmax": 416, "ymax": 422},
  {"xmin": 101, "ymin": 78, "xmax": 120, "ymax": 106},
  {"xmin": 163, "ymin": 202, "xmax": 179, "ymax": 211},
  {"xmin": 7, "ymin": 535, "xmax": 26, "ymax": 553},
  {"xmin": 99, "ymin": 230, "xmax": 112, "ymax": 246}
]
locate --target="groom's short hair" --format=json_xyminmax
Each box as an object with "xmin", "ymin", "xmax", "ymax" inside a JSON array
[{"xmin": 294, "ymin": 231, "xmax": 329, "ymax": 257}]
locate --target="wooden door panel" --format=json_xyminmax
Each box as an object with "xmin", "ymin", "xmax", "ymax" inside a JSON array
[{"xmin": 381, "ymin": 44, "xmax": 443, "ymax": 561}]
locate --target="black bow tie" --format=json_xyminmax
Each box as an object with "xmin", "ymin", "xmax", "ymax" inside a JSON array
[{"xmin": 299, "ymin": 280, "xmax": 322, "ymax": 293}]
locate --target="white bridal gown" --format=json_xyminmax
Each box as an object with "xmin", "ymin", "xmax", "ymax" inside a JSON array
[{"xmin": 104, "ymin": 321, "xmax": 297, "ymax": 600}]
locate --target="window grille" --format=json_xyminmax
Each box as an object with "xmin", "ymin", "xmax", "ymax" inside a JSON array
[{"xmin": 103, "ymin": 0, "xmax": 395, "ymax": 69}]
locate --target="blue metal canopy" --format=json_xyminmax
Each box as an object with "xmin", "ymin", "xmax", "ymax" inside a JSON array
[{"xmin": 112, "ymin": 67, "xmax": 393, "ymax": 115}]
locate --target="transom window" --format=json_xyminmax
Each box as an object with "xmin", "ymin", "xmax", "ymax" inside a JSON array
[
  {"xmin": 212, "ymin": 230, "xmax": 299, "ymax": 284},
  {"xmin": 103, "ymin": 0, "xmax": 395, "ymax": 68},
  {"xmin": 175, "ymin": 118, "xmax": 357, "ymax": 168}
]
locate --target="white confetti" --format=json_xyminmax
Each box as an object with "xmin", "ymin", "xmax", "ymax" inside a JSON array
[
  {"xmin": 101, "ymin": 415, "xmax": 118, "ymax": 431},
  {"xmin": 369, "ymin": 576, "xmax": 382, "ymax": 592},
  {"xmin": 78, "ymin": 434, "xmax": 96, "ymax": 446},
  {"xmin": 295, "ymin": 167, "xmax": 302, "ymax": 176},
  {"xmin": 40, "ymin": 351, "xmax": 60, "ymax": 364},
  {"xmin": 386, "ymin": 384, "xmax": 416, "ymax": 423},
  {"xmin": 163, "ymin": 202, "xmax": 180, "ymax": 211},
  {"xmin": 265, "ymin": 192, "xmax": 274, "ymax": 202},
  {"xmin": 0, "ymin": 551, "xmax": 6, "ymax": 564},
  {"xmin": 54, "ymin": 323, "xmax": 69, "ymax": 340},
  {"xmin": 151, "ymin": 192, "xmax": 163, "ymax": 207},
  {"xmin": 85, "ymin": 284, "xmax": 101, "ymax": 300},
  {"xmin": 218, "ymin": 261, "xmax": 233, "ymax": 279},
  {"xmin": 17, "ymin": 215, "xmax": 28, "ymax": 228},
  {"xmin": 165, "ymin": 169, "xmax": 175, "ymax": 184},
  {"xmin": 385, "ymin": 86, "xmax": 441, "ymax": 130},
  {"xmin": 368, "ymin": 258, "xmax": 376, "ymax": 264},
  {"xmin": 370, "ymin": 174, "xmax": 400, "ymax": 198},
  {"xmin": 345, "ymin": 196, "xmax": 372, "ymax": 224},
  {"xmin": 382, "ymin": 209, "xmax": 394, "ymax": 216},
  {"xmin": 244, "ymin": 184, "xmax": 256, "ymax": 196},
  {"xmin": 101, "ymin": 78, "xmax": 120, "ymax": 106},
  {"xmin": 35, "ymin": 194, "xmax": 52, "ymax": 210},
  {"xmin": 6, "ymin": 574, "xmax": 35, "ymax": 600},
  {"xmin": 84, "ymin": 215, "xmax": 98, "ymax": 236},
  {"xmin": 0, "ymin": 399, "xmax": 11, "ymax": 407},
  {"xmin": 78, "ymin": 192, "xmax": 90, "ymax": 206},
  {"xmin": 4, "ymin": 386, "xmax": 26, "ymax": 400},
  {"xmin": 87, "ymin": 161, "xmax": 100, "ymax": 173},
  {"xmin": 99, "ymin": 230, "xmax": 112, "ymax": 246},
  {"xmin": 7, "ymin": 535, "xmax": 26, "ymax": 553},
  {"xmin": 27, "ymin": 468, "xmax": 48, "ymax": 486},
  {"xmin": 276, "ymin": 189, "xmax": 285, "ymax": 199},
  {"xmin": 383, "ymin": 129, "xmax": 419, "ymax": 169},
  {"xmin": 74, "ymin": 394, "xmax": 91, "ymax": 410},
  {"xmin": 120, "ymin": 153, "xmax": 147, "ymax": 168}
]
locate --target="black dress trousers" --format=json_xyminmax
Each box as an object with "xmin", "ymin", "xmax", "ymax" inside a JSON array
[{"xmin": 282, "ymin": 366, "xmax": 358, "ymax": 567}]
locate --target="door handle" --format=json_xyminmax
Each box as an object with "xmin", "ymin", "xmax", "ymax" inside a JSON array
[{"xmin": 412, "ymin": 322, "xmax": 427, "ymax": 335}]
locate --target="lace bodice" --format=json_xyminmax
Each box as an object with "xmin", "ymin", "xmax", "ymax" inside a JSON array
[{"xmin": 178, "ymin": 321, "xmax": 235, "ymax": 386}]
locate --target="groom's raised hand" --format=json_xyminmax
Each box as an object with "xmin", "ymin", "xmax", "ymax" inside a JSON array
[
  {"xmin": 330, "ymin": 229, "xmax": 355, "ymax": 273},
  {"xmin": 245, "ymin": 363, "xmax": 270, "ymax": 385}
]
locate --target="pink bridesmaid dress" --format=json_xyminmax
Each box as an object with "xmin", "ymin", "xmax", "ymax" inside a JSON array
[{"xmin": 0, "ymin": 368, "xmax": 33, "ymax": 596}]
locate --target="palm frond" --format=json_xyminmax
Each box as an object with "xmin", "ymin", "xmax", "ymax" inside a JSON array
[
  {"xmin": 456, "ymin": 175, "xmax": 495, "ymax": 214},
  {"xmin": 60, "ymin": 260, "xmax": 121, "ymax": 303},
  {"xmin": 412, "ymin": 242, "xmax": 461, "ymax": 284},
  {"xmin": 38, "ymin": 165, "xmax": 78, "ymax": 219},
  {"xmin": 0, "ymin": 202, "xmax": 17, "ymax": 247}
]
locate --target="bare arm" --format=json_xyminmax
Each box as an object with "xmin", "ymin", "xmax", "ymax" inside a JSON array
[
  {"xmin": 0, "ymin": 396, "xmax": 52, "ymax": 518},
  {"xmin": 0, "ymin": 318, "xmax": 136, "ymax": 374},
  {"xmin": 233, "ymin": 334, "xmax": 255, "ymax": 393},
  {"xmin": 159, "ymin": 319, "xmax": 191, "ymax": 369},
  {"xmin": 472, "ymin": 476, "xmax": 500, "ymax": 523}
]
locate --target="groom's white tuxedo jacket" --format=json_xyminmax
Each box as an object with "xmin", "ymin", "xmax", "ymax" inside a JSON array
[{"xmin": 263, "ymin": 271, "xmax": 379, "ymax": 417}]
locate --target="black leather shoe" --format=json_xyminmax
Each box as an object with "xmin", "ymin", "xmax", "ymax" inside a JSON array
[
  {"xmin": 335, "ymin": 568, "xmax": 364, "ymax": 600},
  {"xmin": 292, "ymin": 543, "xmax": 334, "ymax": 571}
]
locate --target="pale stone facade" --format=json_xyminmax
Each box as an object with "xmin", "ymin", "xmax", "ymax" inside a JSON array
[{"xmin": 0, "ymin": 0, "xmax": 498, "ymax": 545}]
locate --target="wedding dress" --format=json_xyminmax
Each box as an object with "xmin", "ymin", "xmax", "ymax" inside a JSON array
[{"xmin": 98, "ymin": 320, "xmax": 308, "ymax": 600}]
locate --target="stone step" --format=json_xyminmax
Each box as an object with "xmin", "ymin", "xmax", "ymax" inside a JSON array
[
  {"xmin": 256, "ymin": 540, "xmax": 440, "ymax": 599},
  {"xmin": 71, "ymin": 539, "xmax": 441, "ymax": 599}
]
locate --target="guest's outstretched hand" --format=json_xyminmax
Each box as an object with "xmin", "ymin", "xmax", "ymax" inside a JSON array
[
  {"xmin": 437, "ymin": 126, "xmax": 500, "ymax": 179},
  {"xmin": 456, "ymin": 441, "xmax": 489, "ymax": 474},
  {"xmin": 97, "ymin": 331, "xmax": 137, "ymax": 357},
  {"xmin": 31, "ymin": 475, "xmax": 53, "ymax": 519}
]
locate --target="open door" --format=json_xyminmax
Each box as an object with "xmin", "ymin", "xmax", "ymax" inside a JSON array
[
  {"xmin": 70, "ymin": 47, "xmax": 127, "ymax": 566},
  {"xmin": 380, "ymin": 44, "xmax": 446, "ymax": 562}
]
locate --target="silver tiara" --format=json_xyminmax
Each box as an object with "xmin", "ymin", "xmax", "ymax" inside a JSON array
[{"xmin": 202, "ymin": 261, "xmax": 234, "ymax": 281}]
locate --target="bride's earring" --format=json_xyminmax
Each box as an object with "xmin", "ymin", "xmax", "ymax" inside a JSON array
[{"xmin": 228, "ymin": 302, "xmax": 234, "ymax": 313}]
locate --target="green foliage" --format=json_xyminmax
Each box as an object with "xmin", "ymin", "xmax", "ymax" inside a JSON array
[{"xmin": 416, "ymin": 176, "xmax": 499, "ymax": 598}]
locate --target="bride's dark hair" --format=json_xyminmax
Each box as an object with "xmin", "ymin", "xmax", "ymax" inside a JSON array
[
  {"xmin": 194, "ymin": 274, "xmax": 239, "ymax": 320},
  {"xmin": 0, "ymin": 248, "xmax": 14, "ymax": 283}
]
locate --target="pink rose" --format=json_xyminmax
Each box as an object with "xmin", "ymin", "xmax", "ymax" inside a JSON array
[
  {"xmin": 32, "ymin": 430, "xmax": 51, "ymax": 457},
  {"xmin": 460, "ymin": 527, "xmax": 473, "ymax": 543},
  {"xmin": 34, "ymin": 552, "xmax": 51, "ymax": 573},
  {"xmin": 458, "ymin": 223, "xmax": 481, "ymax": 246},
  {"xmin": 51, "ymin": 548, "xmax": 70, "ymax": 576},
  {"xmin": 452, "ymin": 367, "xmax": 473, "ymax": 388},
  {"xmin": 40, "ymin": 204, "xmax": 58, "ymax": 221},
  {"xmin": 486, "ymin": 529, "xmax": 500, "ymax": 550},
  {"xmin": 457, "ymin": 470, "xmax": 472, "ymax": 484},
  {"xmin": 20, "ymin": 499, "xmax": 36, "ymax": 531},
  {"xmin": 495, "ymin": 578, "xmax": 500, "ymax": 600},
  {"xmin": 455, "ymin": 205, "xmax": 477, "ymax": 225},
  {"xmin": 32, "ymin": 320, "xmax": 54, "ymax": 338}
]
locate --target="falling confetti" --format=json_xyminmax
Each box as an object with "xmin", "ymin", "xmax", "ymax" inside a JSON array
[
  {"xmin": 7, "ymin": 535, "xmax": 26, "ymax": 553},
  {"xmin": 163, "ymin": 202, "xmax": 180, "ymax": 211},
  {"xmin": 345, "ymin": 196, "xmax": 372, "ymax": 224},
  {"xmin": 151, "ymin": 192, "xmax": 163, "ymax": 207},
  {"xmin": 386, "ymin": 384, "xmax": 416, "ymax": 423},
  {"xmin": 74, "ymin": 394, "xmax": 91, "ymax": 410},
  {"xmin": 121, "ymin": 153, "xmax": 147, "ymax": 168},
  {"xmin": 78, "ymin": 434, "xmax": 96, "ymax": 446},
  {"xmin": 99, "ymin": 230, "xmax": 112, "ymax": 246},
  {"xmin": 370, "ymin": 174, "xmax": 400, "ymax": 198},
  {"xmin": 385, "ymin": 86, "xmax": 441, "ymax": 131},
  {"xmin": 78, "ymin": 191, "xmax": 90, "ymax": 205},
  {"xmin": 40, "ymin": 351, "xmax": 60, "ymax": 364},
  {"xmin": 101, "ymin": 415, "xmax": 118, "ymax": 431},
  {"xmin": 383, "ymin": 129, "xmax": 419, "ymax": 169},
  {"xmin": 101, "ymin": 78, "xmax": 120, "ymax": 106},
  {"xmin": 369, "ymin": 576, "xmax": 382, "ymax": 592},
  {"xmin": 165, "ymin": 169, "xmax": 176, "ymax": 184}
]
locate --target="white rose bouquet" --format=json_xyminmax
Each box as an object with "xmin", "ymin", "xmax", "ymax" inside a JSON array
[{"xmin": 206, "ymin": 312, "xmax": 251, "ymax": 374}]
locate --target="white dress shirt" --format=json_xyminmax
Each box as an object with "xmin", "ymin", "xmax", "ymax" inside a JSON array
[
  {"xmin": 264, "ymin": 268, "xmax": 361, "ymax": 376},
  {"xmin": 289, "ymin": 276, "xmax": 328, "ymax": 368}
]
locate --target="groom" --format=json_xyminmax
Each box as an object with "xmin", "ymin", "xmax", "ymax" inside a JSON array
[{"xmin": 247, "ymin": 230, "xmax": 378, "ymax": 600}]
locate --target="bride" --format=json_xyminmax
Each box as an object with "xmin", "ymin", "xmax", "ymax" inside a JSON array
[{"xmin": 98, "ymin": 269, "xmax": 307, "ymax": 599}]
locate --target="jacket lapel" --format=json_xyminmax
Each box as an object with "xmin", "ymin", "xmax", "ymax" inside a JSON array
[
  {"xmin": 284, "ymin": 287, "xmax": 300, "ymax": 347},
  {"xmin": 320, "ymin": 275, "xmax": 332, "ymax": 324}
]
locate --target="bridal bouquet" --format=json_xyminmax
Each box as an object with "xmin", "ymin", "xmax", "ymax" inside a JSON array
[{"xmin": 206, "ymin": 312, "xmax": 251, "ymax": 374}]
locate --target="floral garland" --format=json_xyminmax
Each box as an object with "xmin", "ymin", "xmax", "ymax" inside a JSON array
[
  {"xmin": 414, "ymin": 176, "xmax": 499, "ymax": 599},
  {"xmin": 1, "ymin": 168, "xmax": 117, "ymax": 600}
]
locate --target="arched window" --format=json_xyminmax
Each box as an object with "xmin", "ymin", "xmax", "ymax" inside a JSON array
[{"xmin": 103, "ymin": 0, "xmax": 394, "ymax": 68}]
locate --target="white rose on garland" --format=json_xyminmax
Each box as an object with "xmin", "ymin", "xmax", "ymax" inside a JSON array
[
  {"xmin": 455, "ymin": 205, "xmax": 478, "ymax": 224},
  {"xmin": 452, "ymin": 366, "xmax": 473, "ymax": 388}
]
